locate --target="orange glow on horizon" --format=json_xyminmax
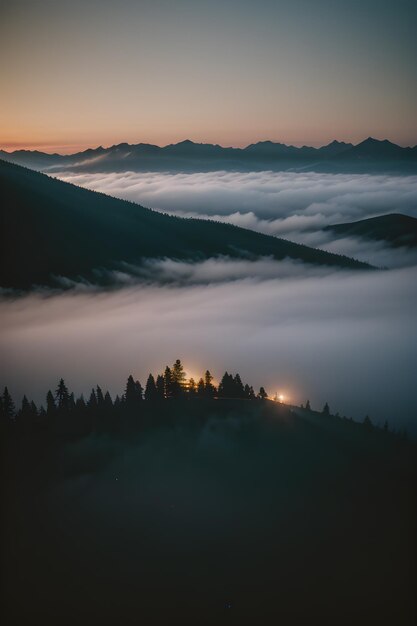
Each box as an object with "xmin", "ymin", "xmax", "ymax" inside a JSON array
[
  {"xmin": 2, "ymin": 1, "xmax": 415, "ymax": 159},
  {"xmin": 0, "ymin": 127, "xmax": 364, "ymax": 155},
  {"xmin": 2, "ymin": 133, "xmax": 415, "ymax": 156},
  {"xmin": 0, "ymin": 141, "xmax": 101, "ymax": 155}
]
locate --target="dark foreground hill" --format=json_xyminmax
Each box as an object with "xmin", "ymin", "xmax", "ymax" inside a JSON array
[
  {"xmin": 0, "ymin": 159, "xmax": 370, "ymax": 289},
  {"xmin": 1, "ymin": 399, "xmax": 415, "ymax": 626},
  {"xmin": 325, "ymin": 213, "xmax": 417, "ymax": 248}
]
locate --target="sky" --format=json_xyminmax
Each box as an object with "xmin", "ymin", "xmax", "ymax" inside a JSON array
[{"xmin": 1, "ymin": 0, "xmax": 416, "ymax": 153}]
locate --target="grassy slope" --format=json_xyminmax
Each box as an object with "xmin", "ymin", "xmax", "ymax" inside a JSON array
[{"xmin": 0, "ymin": 159, "xmax": 371, "ymax": 289}]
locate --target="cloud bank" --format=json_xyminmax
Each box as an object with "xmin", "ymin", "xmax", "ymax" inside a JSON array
[
  {"xmin": 54, "ymin": 170, "xmax": 417, "ymax": 267},
  {"xmin": 2, "ymin": 170, "xmax": 416, "ymax": 435},
  {"xmin": 55, "ymin": 169, "xmax": 417, "ymax": 226},
  {"xmin": 1, "ymin": 264, "xmax": 416, "ymax": 433},
  {"xmin": 48, "ymin": 257, "xmax": 343, "ymax": 290}
]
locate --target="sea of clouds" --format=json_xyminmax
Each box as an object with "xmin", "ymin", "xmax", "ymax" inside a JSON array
[
  {"xmin": 54, "ymin": 170, "xmax": 417, "ymax": 267},
  {"xmin": 2, "ymin": 169, "xmax": 416, "ymax": 433},
  {"xmin": 1, "ymin": 262, "xmax": 416, "ymax": 433}
]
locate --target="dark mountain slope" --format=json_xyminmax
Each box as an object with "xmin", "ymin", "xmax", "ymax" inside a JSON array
[
  {"xmin": 2, "ymin": 399, "xmax": 416, "ymax": 625},
  {"xmin": 325, "ymin": 213, "xmax": 417, "ymax": 248},
  {"xmin": 0, "ymin": 159, "xmax": 371, "ymax": 289}
]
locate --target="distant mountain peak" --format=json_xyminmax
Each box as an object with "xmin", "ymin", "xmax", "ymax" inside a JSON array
[
  {"xmin": 333, "ymin": 137, "xmax": 411, "ymax": 162},
  {"xmin": 361, "ymin": 137, "xmax": 396, "ymax": 147},
  {"xmin": 175, "ymin": 139, "xmax": 195, "ymax": 146},
  {"xmin": 326, "ymin": 140, "xmax": 348, "ymax": 147},
  {"xmin": 244, "ymin": 141, "xmax": 292, "ymax": 153},
  {"xmin": 1, "ymin": 136, "xmax": 415, "ymax": 173},
  {"xmin": 316, "ymin": 140, "xmax": 353, "ymax": 157}
]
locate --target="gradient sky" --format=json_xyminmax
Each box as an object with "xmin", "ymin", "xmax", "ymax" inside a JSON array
[{"xmin": 1, "ymin": 0, "xmax": 416, "ymax": 153}]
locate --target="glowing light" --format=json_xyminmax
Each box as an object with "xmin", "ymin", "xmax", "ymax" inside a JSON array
[{"xmin": 278, "ymin": 394, "xmax": 285, "ymax": 403}]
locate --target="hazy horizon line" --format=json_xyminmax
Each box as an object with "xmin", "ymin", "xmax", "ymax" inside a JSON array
[{"xmin": 1, "ymin": 135, "xmax": 416, "ymax": 156}]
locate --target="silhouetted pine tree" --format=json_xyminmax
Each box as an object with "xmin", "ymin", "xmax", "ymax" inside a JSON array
[
  {"xmin": 204, "ymin": 370, "xmax": 215, "ymax": 398},
  {"xmin": 38, "ymin": 406, "xmax": 47, "ymax": 424},
  {"xmin": 134, "ymin": 380, "xmax": 143, "ymax": 401},
  {"xmin": 218, "ymin": 372, "xmax": 233, "ymax": 398},
  {"xmin": 104, "ymin": 391, "xmax": 113, "ymax": 408},
  {"xmin": 125, "ymin": 375, "xmax": 143, "ymax": 405},
  {"xmin": 217, "ymin": 372, "xmax": 255, "ymax": 400},
  {"xmin": 188, "ymin": 378, "xmax": 197, "ymax": 398},
  {"xmin": 125, "ymin": 375, "xmax": 136, "ymax": 404},
  {"xmin": 197, "ymin": 378, "xmax": 205, "ymax": 397},
  {"xmin": 258, "ymin": 387, "xmax": 268, "ymax": 400},
  {"xmin": 68, "ymin": 393, "xmax": 76, "ymax": 411},
  {"xmin": 156, "ymin": 375, "xmax": 165, "ymax": 399},
  {"xmin": 20, "ymin": 395, "xmax": 31, "ymax": 417},
  {"xmin": 76, "ymin": 395, "xmax": 86, "ymax": 410},
  {"xmin": 17, "ymin": 395, "xmax": 32, "ymax": 431},
  {"xmin": 1, "ymin": 364, "xmax": 405, "ymax": 444},
  {"xmin": 96, "ymin": 386, "xmax": 105, "ymax": 406},
  {"xmin": 172, "ymin": 359, "xmax": 186, "ymax": 397},
  {"xmin": 46, "ymin": 390, "xmax": 55, "ymax": 415},
  {"xmin": 88, "ymin": 388, "xmax": 98, "ymax": 409},
  {"xmin": 55, "ymin": 379, "xmax": 70, "ymax": 410},
  {"xmin": 164, "ymin": 367, "xmax": 173, "ymax": 398},
  {"xmin": 363, "ymin": 415, "xmax": 373, "ymax": 431},
  {"xmin": 145, "ymin": 374, "xmax": 157, "ymax": 401},
  {"xmin": 234, "ymin": 374, "xmax": 244, "ymax": 398},
  {"xmin": 2, "ymin": 387, "xmax": 15, "ymax": 420}
]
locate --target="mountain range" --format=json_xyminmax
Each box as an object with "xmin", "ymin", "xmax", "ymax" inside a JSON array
[
  {"xmin": 0, "ymin": 159, "xmax": 371, "ymax": 290},
  {"xmin": 1, "ymin": 138, "xmax": 416, "ymax": 174}
]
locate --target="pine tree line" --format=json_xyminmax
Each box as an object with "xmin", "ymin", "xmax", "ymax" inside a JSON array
[{"xmin": 0, "ymin": 359, "xmax": 269, "ymax": 431}]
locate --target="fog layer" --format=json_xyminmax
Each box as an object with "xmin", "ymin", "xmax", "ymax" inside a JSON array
[
  {"xmin": 1, "ymin": 262, "xmax": 416, "ymax": 433},
  {"xmin": 54, "ymin": 171, "xmax": 417, "ymax": 228},
  {"xmin": 55, "ymin": 170, "xmax": 417, "ymax": 267}
]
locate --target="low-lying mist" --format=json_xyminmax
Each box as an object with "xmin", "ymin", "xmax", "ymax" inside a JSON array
[
  {"xmin": 1, "ymin": 260, "xmax": 416, "ymax": 433},
  {"xmin": 54, "ymin": 171, "xmax": 417, "ymax": 228},
  {"xmin": 54, "ymin": 169, "xmax": 417, "ymax": 268}
]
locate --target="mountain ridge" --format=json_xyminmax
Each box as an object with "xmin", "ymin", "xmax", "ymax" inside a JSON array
[
  {"xmin": 0, "ymin": 158, "xmax": 372, "ymax": 290},
  {"xmin": 1, "ymin": 137, "xmax": 416, "ymax": 174},
  {"xmin": 325, "ymin": 213, "xmax": 417, "ymax": 248}
]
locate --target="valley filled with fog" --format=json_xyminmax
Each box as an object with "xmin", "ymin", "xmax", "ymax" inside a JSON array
[
  {"xmin": 55, "ymin": 170, "xmax": 417, "ymax": 267},
  {"xmin": 2, "ymin": 169, "xmax": 416, "ymax": 433}
]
